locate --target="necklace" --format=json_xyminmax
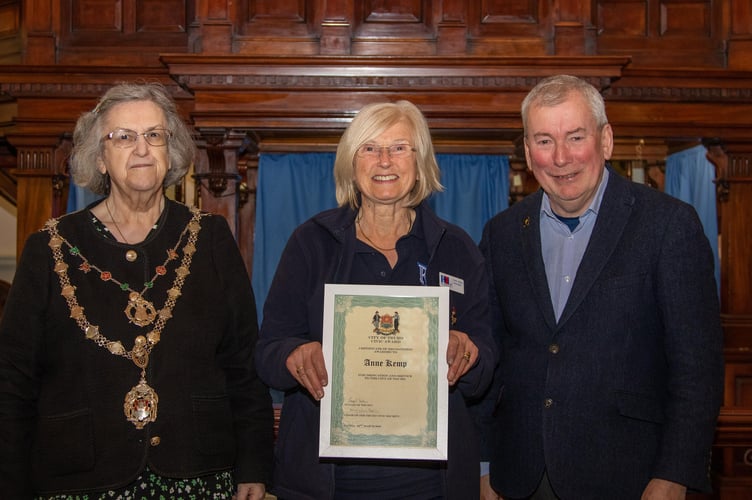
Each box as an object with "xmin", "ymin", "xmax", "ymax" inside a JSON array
[
  {"xmin": 71, "ymin": 199, "xmax": 175, "ymax": 327},
  {"xmin": 105, "ymin": 198, "xmax": 163, "ymax": 262},
  {"xmin": 45, "ymin": 206, "xmax": 204, "ymax": 429},
  {"xmin": 61, "ymin": 236, "xmax": 184, "ymax": 328},
  {"xmin": 105, "ymin": 198, "xmax": 130, "ymax": 244},
  {"xmin": 356, "ymin": 210, "xmax": 414, "ymax": 252}
]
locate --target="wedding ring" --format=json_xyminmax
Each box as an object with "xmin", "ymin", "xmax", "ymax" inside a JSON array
[
  {"xmin": 462, "ymin": 352, "xmax": 471, "ymax": 361},
  {"xmin": 296, "ymin": 366, "xmax": 305, "ymax": 375}
]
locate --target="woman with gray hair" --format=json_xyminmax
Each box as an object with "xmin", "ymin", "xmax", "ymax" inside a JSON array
[
  {"xmin": 256, "ymin": 100, "xmax": 497, "ymax": 498},
  {"xmin": 0, "ymin": 82, "xmax": 273, "ymax": 499}
]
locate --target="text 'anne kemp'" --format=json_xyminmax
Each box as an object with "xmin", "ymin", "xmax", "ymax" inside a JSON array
[{"xmin": 363, "ymin": 359, "xmax": 407, "ymax": 368}]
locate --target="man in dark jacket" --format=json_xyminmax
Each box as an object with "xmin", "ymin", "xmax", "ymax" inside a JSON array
[{"xmin": 479, "ymin": 75, "xmax": 723, "ymax": 499}]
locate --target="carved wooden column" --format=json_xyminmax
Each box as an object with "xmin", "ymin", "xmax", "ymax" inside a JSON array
[
  {"xmin": 193, "ymin": 128, "xmax": 256, "ymax": 275},
  {"xmin": 707, "ymin": 143, "xmax": 752, "ymax": 318},
  {"xmin": 238, "ymin": 139, "xmax": 259, "ymax": 279},
  {"xmin": 706, "ymin": 142, "xmax": 752, "ymax": 497},
  {"xmin": 8, "ymin": 134, "xmax": 71, "ymax": 258}
]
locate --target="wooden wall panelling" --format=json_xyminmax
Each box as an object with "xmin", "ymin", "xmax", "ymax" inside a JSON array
[
  {"xmin": 435, "ymin": 0, "xmax": 467, "ymax": 54},
  {"xmin": 23, "ymin": 0, "xmax": 59, "ymax": 64},
  {"xmin": 0, "ymin": 0, "xmax": 21, "ymax": 63},
  {"xmin": 727, "ymin": 0, "xmax": 752, "ymax": 69},
  {"xmin": 164, "ymin": 54, "xmax": 629, "ymax": 129},
  {"xmin": 56, "ymin": 0, "xmax": 191, "ymax": 65},
  {"xmin": 191, "ymin": 0, "xmax": 233, "ymax": 53},
  {"xmin": 552, "ymin": 0, "xmax": 597, "ymax": 56},
  {"xmin": 233, "ymin": 0, "xmax": 322, "ymax": 55},
  {"xmin": 705, "ymin": 141, "xmax": 752, "ymax": 496},
  {"xmin": 163, "ymin": 54, "xmax": 629, "ymax": 276},
  {"xmin": 596, "ymin": 0, "xmax": 726, "ymax": 67},
  {"xmin": 320, "ymin": 0, "xmax": 352, "ymax": 55},
  {"xmin": 716, "ymin": 351, "xmax": 752, "ymax": 495},
  {"xmin": 350, "ymin": 0, "xmax": 434, "ymax": 55},
  {"xmin": 717, "ymin": 151, "xmax": 752, "ymax": 317},
  {"xmin": 0, "ymin": 136, "xmax": 16, "ymax": 205},
  {"xmin": 467, "ymin": 0, "xmax": 551, "ymax": 55},
  {"xmin": 189, "ymin": 131, "xmax": 276, "ymax": 277},
  {"xmin": 192, "ymin": 128, "xmax": 255, "ymax": 272},
  {"xmin": 9, "ymin": 135, "xmax": 70, "ymax": 257},
  {"xmin": 603, "ymin": 68, "xmax": 752, "ymax": 141}
]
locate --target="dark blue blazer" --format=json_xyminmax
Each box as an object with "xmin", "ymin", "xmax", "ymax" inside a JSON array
[{"xmin": 479, "ymin": 170, "xmax": 723, "ymax": 500}]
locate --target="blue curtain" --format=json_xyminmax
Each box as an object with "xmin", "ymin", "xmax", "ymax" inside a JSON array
[
  {"xmin": 67, "ymin": 184, "xmax": 102, "ymax": 212},
  {"xmin": 251, "ymin": 153, "xmax": 337, "ymax": 322},
  {"xmin": 664, "ymin": 144, "xmax": 720, "ymax": 294},
  {"xmin": 431, "ymin": 154, "xmax": 509, "ymax": 243},
  {"xmin": 251, "ymin": 152, "xmax": 509, "ymax": 323}
]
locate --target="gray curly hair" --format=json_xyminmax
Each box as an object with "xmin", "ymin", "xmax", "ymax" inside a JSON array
[{"xmin": 69, "ymin": 82, "xmax": 196, "ymax": 195}]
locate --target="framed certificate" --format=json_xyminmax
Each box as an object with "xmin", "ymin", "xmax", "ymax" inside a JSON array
[{"xmin": 319, "ymin": 284, "xmax": 449, "ymax": 461}]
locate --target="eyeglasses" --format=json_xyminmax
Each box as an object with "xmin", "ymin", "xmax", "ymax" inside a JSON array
[
  {"xmin": 104, "ymin": 128, "xmax": 171, "ymax": 148},
  {"xmin": 356, "ymin": 143, "xmax": 415, "ymax": 159}
]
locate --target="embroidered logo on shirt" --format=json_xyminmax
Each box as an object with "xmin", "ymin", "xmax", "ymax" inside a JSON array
[{"xmin": 418, "ymin": 262, "xmax": 427, "ymax": 285}]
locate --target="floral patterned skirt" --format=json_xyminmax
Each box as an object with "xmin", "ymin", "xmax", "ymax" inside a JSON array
[{"xmin": 35, "ymin": 468, "xmax": 234, "ymax": 500}]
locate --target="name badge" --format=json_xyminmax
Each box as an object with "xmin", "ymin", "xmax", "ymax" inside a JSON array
[{"xmin": 439, "ymin": 272, "xmax": 464, "ymax": 294}]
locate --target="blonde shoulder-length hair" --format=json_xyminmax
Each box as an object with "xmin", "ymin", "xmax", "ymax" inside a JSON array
[{"xmin": 334, "ymin": 100, "xmax": 443, "ymax": 209}]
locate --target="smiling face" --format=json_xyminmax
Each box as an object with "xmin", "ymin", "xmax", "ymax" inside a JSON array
[
  {"xmin": 97, "ymin": 100, "xmax": 170, "ymax": 197},
  {"xmin": 524, "ymin": 91, "xmax": 613, "ymax": 217},
  {"xmin": 354, "ymin": 120, "xmax": 418, "ymax": 209}
]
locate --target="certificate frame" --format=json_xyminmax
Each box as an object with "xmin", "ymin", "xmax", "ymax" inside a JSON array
[{"xmin": 319, "ymin": 284, "xmax": 449, "ymax": 461}]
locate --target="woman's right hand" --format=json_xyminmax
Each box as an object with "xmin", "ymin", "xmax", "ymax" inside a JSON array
[{"xmin": 286, "ymin": 341, "xmax": 328, "ymax": 400}]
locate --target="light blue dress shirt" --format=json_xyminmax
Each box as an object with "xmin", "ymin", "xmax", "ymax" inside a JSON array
[{"xmin": 540, "ymin": 168, "xmax": 609, "ymax": 321}]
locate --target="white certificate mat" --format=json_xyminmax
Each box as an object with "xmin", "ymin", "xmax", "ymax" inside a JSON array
[{"xmin": 319, "ymin": 284, "xmax": 449, "ymax": 460}]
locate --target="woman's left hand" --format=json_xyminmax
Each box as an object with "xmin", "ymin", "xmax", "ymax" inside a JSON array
[
  {"xmin": 234, "ymin": 482, "xmax": 266, "ymax": 500},
  {"xmin": 446, "ymin": 329, "xmax": 478, "ymax": 386}
]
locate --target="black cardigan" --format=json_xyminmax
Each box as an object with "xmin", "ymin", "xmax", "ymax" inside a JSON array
[{"xmin": 0, "ymin": 200, "xmax": 273, "ymax": 497}]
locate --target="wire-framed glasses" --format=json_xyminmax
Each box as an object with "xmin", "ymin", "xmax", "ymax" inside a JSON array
[
  {"xmin": 356, "ymin": 142, "xmax": 415, "ymax": 158},
  {"xmin": 104, "ymin": 128, "xmax": 171, "ymax": 148}
]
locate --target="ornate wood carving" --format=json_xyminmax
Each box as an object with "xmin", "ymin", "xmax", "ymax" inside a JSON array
[
  {"xmin": 9, "ymin": 134, "xmax": 71, "ymax": 257},
  {"xmin": 2, "ymin": 2, "xmax": 752, "ymax": 491},
  {"xmin": 706, "ymin": 138, "xmax": 752, "ymax": 492}
]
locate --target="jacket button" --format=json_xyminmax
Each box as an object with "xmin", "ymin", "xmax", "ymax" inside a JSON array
[
  {"xmin": 549, "ymin": 344, "xmax": 559, "ymax": 354},
  {"xmin": 150, "ymin": 436, "xmax": 161, "ymax": 447},
  {"xmin": 544, "ymin": 398, "xmax": 553, "ymax": 408}
]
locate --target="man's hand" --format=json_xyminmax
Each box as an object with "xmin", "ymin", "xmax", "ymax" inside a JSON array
[
  {"xmin": 481, "ymin": 473, "xmax": 502, "ymax": 499},
  {"xmin": 641, "ymin": 478, "xmax": 686, "ymax": 500}
]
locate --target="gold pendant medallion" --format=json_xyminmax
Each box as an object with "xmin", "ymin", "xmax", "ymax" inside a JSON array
[
  {"xmin": 124, "ymin": 376, "xmax": 158, "ymax": 429},
  {"xmin": 125, "ymin": 294, "xmax": 157, "ymax": 326},
  {"xmin": 45, "ymin": 207, "xmax": 205, "ymax": 432}
]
